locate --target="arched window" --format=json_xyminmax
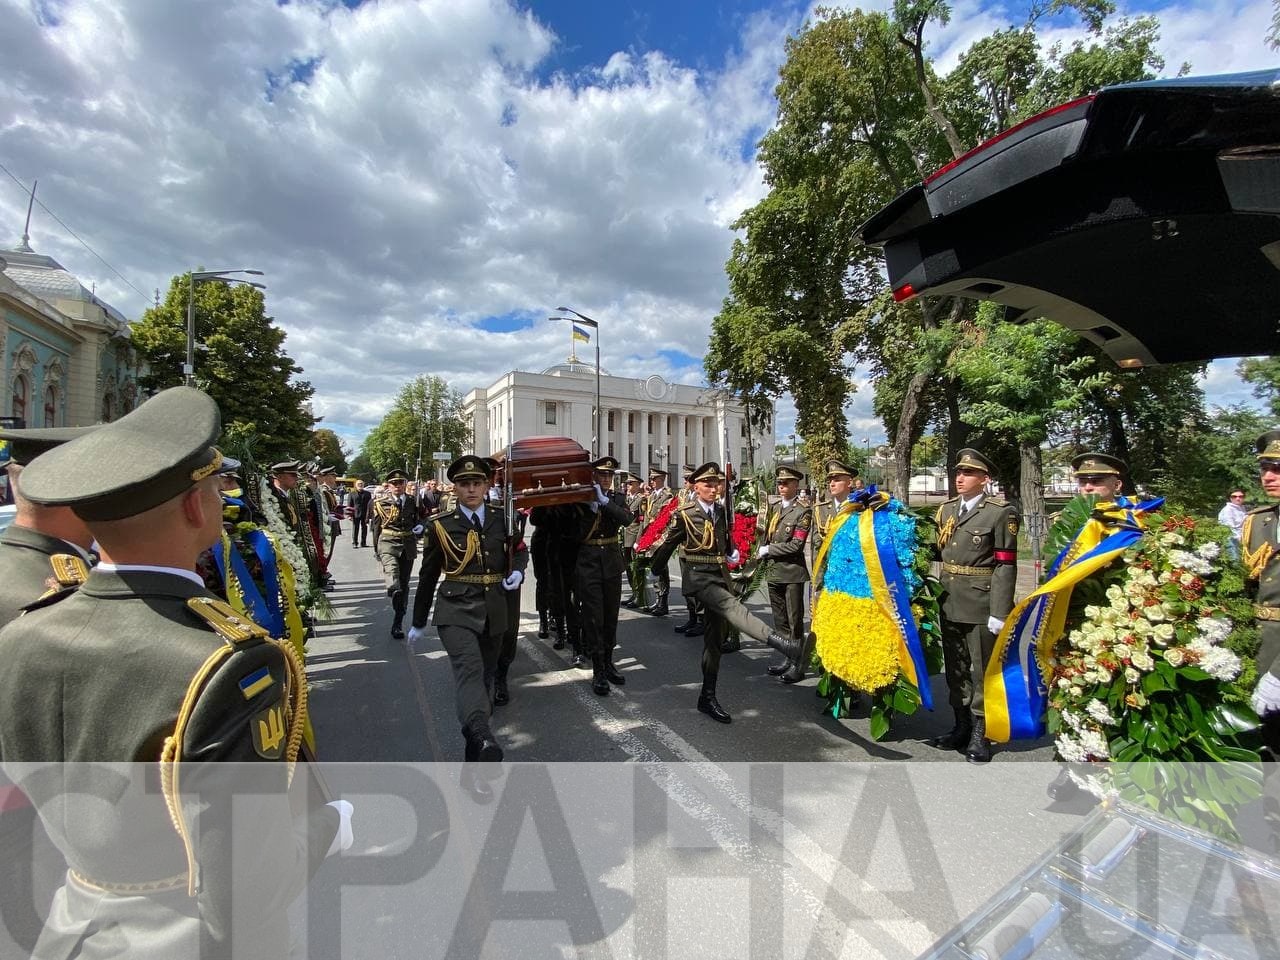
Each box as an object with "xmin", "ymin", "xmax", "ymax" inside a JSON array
[
  {"xmin": 11, "ymin": 375, "xmax": 27, "ymax": 425},
  {"xmin": 44, "ymin": 387, "xmax": 57, "ymax": 427}
]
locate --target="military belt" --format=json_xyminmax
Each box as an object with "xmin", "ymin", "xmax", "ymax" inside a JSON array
[
  {"xmin": 584, "ymin": 537, "xmax": 620, "ymax": 546},
  {"xmin": 1256, "ymin": 604, "xmax": 1280, "ymax": 622},
  {"xmin": 444, "ymin": 573, "xmax": 504, "ymax": 585},
  {"xmin": 684, "ymin": 554, "xmax": 726, "ymax": 565},
  {"xmin": 943, "ymin": 562, "xmax": 993, "ymax": 577},
  {"xmin": 70, "ymin": 869, "xmax": 189, "ymax": 895},
  {"xmin": 380, "ymin": 530, "xmax": 408, "ymax": 539}
]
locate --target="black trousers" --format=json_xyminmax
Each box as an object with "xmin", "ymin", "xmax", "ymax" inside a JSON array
[
  {"xmin": 494, "ymin": 588, "xmax": 521, "ymax": 680},
  {"xmin": 532, "ymin": 532, "xmax": 551, "ymax": 613},
  {"xmin": 351, "ymin": 515, "xmax": 368, "ymax": 545},
  {"xmin": 375, "ymin": 535, "xmax": 417, "ymax": 620},
  {"xmin": 688, "ymin": 582, "xmax": 773, "ymax": 682},
  {"xmin": 577, "ymin": 546, "xmax": 623, "ymax": 659},
  {"xmin": 767, "ymin": 581, "xmax": 806, "ymax": 644}
]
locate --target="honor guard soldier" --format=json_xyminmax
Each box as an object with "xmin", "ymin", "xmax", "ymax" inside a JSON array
[
  {"xmin": 269, "ymin": 459, "xmax": 304, "ymax": 534},
  {"xmin": 409, "ymin": 456, "xmax": 528, "ymax": 801},
  {"xmin": 758, "ymin": 463, "xmax": 813, "ymax": 682},
  {"xmin": 646, "ymin": 462, "xmax": 801, "ymax": 723},
  {"xmin": 621, "ymin": 473, "xmax": 646, "ymax": 606},
  {"xmin": 675, "ymin": 467, "xmax": 706, "ymax": 637},
  {"xmin": 642, "ymin": 466, "xmax": 674, "ymax": 616},
  {"xmin": 1246, "ymin": 429, "xmax": 1280, "ymax": 754},
  {"xmin": 0, "ymin": 425, "xmax": 98, "ymax": 627},
  {"xmin": 930, "ymin": 448, "xmax": 1019, "ymax": 763},
  {"xmin": 0, "ymin": 387, "xmax": 349, "ymax": 959},
  {"xmin": 372, "ymin": 469, "xmax": 423, "ymax": 639},
  {"xmin": 1072, "ymin": 451, "xmax": 1126, "ymax": 498},
  {"xmin": 575, "ymin": 456, "xmax": 632, "ymax": 695},
  {"xmin": 811, "ymin": 459, "xmax": 857, "ymax": 592},
  {"xmin": 490, "ymin": 458, "xmax": 527, "ymax": 707}
]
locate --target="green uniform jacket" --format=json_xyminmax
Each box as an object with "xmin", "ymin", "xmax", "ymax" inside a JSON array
[
  {"xmin": 1244, "ymin": 502, "xmax": 1280, "ymax": 677},
  {"xmin": 759, "ymin": 496, "xmax": 812, "ymax": 585},
  {"xmin": 371, "ymin": 491, "xmax": 422, "ymax": 538},
  {"xmin": 622, "ymin": 493, "xmax": 645, "ymax": 549},
  {"xmin": 649, "ymin": 501, "xmax": 732, "ymax": 597},
  {"xmin": 0, "ymin": 524, "xmax": 88, "ymax": 628},
  {"xmin": 412, "ymin": 506, "xmax": 529, "ymax": 634},
  {"xmin": 935, "ymin": 494, "xmax": 1020, "ymax": 624},
  {"xmin": 810, "ymin": 497, "xmax": 846, "ymax": 592},
  {"xmin": 0, "ymin": 569, "xmax": 337, "ymax": 958},
  {"xmin": 575, "ymin": 492, "xmax": 633, "ymax": 580}
]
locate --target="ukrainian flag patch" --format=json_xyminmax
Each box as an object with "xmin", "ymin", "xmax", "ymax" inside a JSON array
[{"xmin": 238, "ymin": 666, "xmax": 274, "ymax": 700}]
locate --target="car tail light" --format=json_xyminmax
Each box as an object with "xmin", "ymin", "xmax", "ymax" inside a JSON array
[{"xmin": 892, "ymin": 283, "xmax": 917, "ymax": 302}]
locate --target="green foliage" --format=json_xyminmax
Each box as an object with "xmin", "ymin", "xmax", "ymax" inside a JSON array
[
  {"xmin": 306, "ymin": 428, "xmax": 349, "ymax": 475},
  {"xmin": 131, "ymin": 275, "xmax": 315, "ymax": 463},
  {"xmin": 359, "ymin": 375, "xmax": 471, "ymax": 480},
  {"xmin": 347, "ymin": 452, "xmax": 375, "ymax": 480},
  {"xmin": 1238, "ymin": 356, "xmax": 1280, "ymax": 419}
]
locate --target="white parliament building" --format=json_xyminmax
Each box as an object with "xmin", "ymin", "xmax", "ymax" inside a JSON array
[{"xmin": 462, "ymin": 354, "xmax": 774, "ymax": 487}]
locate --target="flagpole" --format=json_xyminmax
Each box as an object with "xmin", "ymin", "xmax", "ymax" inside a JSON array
[{"xmin": 553, "ymin": 307, "xmax": 602, "ymax": 458}]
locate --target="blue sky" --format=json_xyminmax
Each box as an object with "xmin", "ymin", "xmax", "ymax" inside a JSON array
[{"xmin": 1, "ymin": 0, "xmax": 1274, "ymax": 452}]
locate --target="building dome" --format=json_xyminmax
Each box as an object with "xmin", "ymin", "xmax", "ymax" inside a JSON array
[{"xmin": 540, "ymin": 357, "xmax": 610, "ymax": 378}]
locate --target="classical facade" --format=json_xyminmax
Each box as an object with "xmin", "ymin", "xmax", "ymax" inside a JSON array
[
  {"xmin": 462, "ymin": 357, "xmax": 773, "ymax": 487},
  {"xmin": 1, "ymin": 242, "xmax": 143, "ymax": 430}
]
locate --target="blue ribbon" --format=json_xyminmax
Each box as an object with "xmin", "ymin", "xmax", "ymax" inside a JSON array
[{"xmin": 213, "ymin": 529, "xmax": 286, "ymax": 638}]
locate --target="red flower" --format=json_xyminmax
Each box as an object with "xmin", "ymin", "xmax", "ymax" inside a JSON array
[
  {"xmin": 727, "ymin": 512, "xmax": 757, "ymax": 570},
  {"xmin": 636, "ymin": 498, "xmax": 681, "ymax": 553}
]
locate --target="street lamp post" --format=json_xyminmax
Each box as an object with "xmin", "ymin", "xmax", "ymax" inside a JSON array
[
  {"xmin": 553, "ymin": 307, "xmax": 601, "ymax": 457},
  {"xmin": 185, "ymin": 269, "xmax": 265, "ymax": 386}
]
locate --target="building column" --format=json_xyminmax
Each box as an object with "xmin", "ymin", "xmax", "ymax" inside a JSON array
[
  {"xmin": 637, "ymin": 409, "xmax": 649, "ymax": 479},
  {"xmin": 693, "ymin": 416, "xmax": 705, "ymax": 466},
  {"xmin": 673, "ymin": 415, "xmax": 686, "ymax": 480}
]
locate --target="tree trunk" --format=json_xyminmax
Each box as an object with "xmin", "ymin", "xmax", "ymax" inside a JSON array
[
  {"xmin": 944, "ymin": 378, "xmax": 966, "ymax": 496},
  {"xmin": 1019, "ymin": 439, "xmax": 1045, "ymax": 576},
  {"xmin": 893, "ymin": 367, "xmax": 930, "ymax": 497}
]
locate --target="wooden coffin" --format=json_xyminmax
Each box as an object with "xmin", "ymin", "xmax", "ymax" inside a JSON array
[{"xmin": 499, "ymin": 436, "xmax": 595, "ymax": 508}]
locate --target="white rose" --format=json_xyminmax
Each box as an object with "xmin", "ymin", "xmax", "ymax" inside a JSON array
[
  {"xmin": 1106, "ymin": 584, "xmax": 1125, "ymax": 602},
  {"xmin": 1124, "ymin": 666, "xmax": 1140, "ymax": 683},
  {"xmin": 1113, "ymin": 643, "xmax": 1133, "ymax": 661},
  {"xmin": 1144, "ymin": 605, "xmax": 1167, "ymax": 623},
  {"xmin": 1130, "ymin": 650, "xmax": 1155, "ymax": 671},
  {"xmin": 1057, "ymin": 677, "xmax": 1071, "ymax": 689},
  {"xmin": 1084, "ymin": 605, "xmax": 1102, "ymax": 621},
  {"xmin": 1070, "ymin": 685, "xmax": 1083, "ymax": 697},
  {"xmin": 1164, "ymin": 648, "xmax": 1186, "ymax": 667},
  {"xmin": 1153, "ymin": 623, "xmax": 1175, "ymax": 644}
]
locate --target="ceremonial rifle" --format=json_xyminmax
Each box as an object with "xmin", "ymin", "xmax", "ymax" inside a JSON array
[{"xmin": 505, "ymin": 413, "xmax": 516, "ymax": 576}]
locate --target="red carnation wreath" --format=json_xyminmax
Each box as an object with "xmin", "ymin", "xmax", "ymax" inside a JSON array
[
  {"xmin": 727, "ymin": 512, "xmax": 757, "ymax": 570},
  {"xmin": 635, "ymin": 497, "xmax": 680, "ymax": 553}
]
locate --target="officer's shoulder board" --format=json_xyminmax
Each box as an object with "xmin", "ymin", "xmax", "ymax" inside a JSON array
[
  {"xmin": 186, "ymin": 596, "xmax": 270, "ymax": 645},
  {"xmin": 1247, "ymin": 504, "xmax": 1277, "ymax": 516},
  {"xmin": 985, "ymin": 496, "xmax": 1010, "ymax": 508}
]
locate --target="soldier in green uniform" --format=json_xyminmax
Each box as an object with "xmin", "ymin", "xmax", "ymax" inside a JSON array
[
  {"xmin": 757, "ymin": 464, "xmax": 814, "ymax": 682},
  {"xmin": 1246, "ymin": 430, "xmax": 1280, "ymax": 755},
  {"xmin": 371, "ymin": 469, "xmax": 423, "ymax": 639},
  {"xmin": 646, "ymin": 462, "xmax": 801, "ymax": 724},
  {"xmin": 574, "ymin": 456, "xmax": 632, "ymax": 695},
  {"xmin": 0, "ymin": 387, "xmax": 348, "ymax": 959},
  {"xmin": 642, "ymin": 466, "xmax": 674, "ymax": 617},
  {"xmin": 268, "ymin": 460, "xmax": 304, "ymax": 534},
  {"xmin": 929, "ymin": 448, "xmax": 1019, "ymax": 763},
  {"xmin": 621, "ymin": 473, "xmax": 645, "ymax": 607},
  {"xmin": 675, "ymin": 467, "xmax": 707, "ymax": 637},
  {"xmin": 490, "ymin": 458, "xmax": 526, "ymax": 708},
  {"xmin": 1072, "ymin": 451, "xmax": 1126, "ymax": 498},
  {"xmin": 0, "ymin": 425, "xmax": 98, "ymax": 627},
  {"xmin": 810, "ymin": 459, "xmax": 857, "ymax": 593},
  {"xmin": 409, "ymin": 456, "xmax": 528, "ymax": 801}
]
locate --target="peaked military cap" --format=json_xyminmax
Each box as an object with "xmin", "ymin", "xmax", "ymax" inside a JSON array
[
  {"xmin": 953, "ymin": 448, "xmax": 996, "ymax": 475},
  {"xmin": 825, "ymin": 459, "xmax": 857, "ymax": 479},
  {"xmin": 319, "ymin": 465, "xmax": 337, "ymax": 476},
  {"xmin": 384, "ymin": 469, "xmax": 409, "ymax": 482},
  {"xmin": 690, "ymin": 461, "xmax": 725, "ymax": 483},
  {"xmin": 592, "ymin": 456, "xmax": 620, "ymax": 473},
  {"xmin": 0, "ymin": 425, "xmax": 98, "ymax": 467},
  {"xmin": 270, "ymin": 459, "xmax": 300, "ymax": 474},
  {"xmin": 482, "ymin": 457, "xmax": 500, "ymax": 477},
  {"xmin": 775, "ymin": 463, "xmax": 805, "ymax": 482},
  {"xmin": 216, "ymin": 455, "xmax": 243, "ymax": 476},
  {"xmin": 682, "ymin": 467, "xmax": 694, "ymax": 482},
  {"xmin": 624, "ymin": 472, "xmax": 641, "ymax": 483},
  {"xmin": 1255, "ymin": 429, "xmax": 1280, "ymax": 463},
  {"xmin": 448, "ymin": 456, "xmax": 488, "ymax": 482},
  {"xmin": 18, "ymin": 386, "xmax": 222, "ymax": 522},
  {"xmin": 1071, "ymin": 451, "xmax": 1126, "ymax": 476},
  {"xmin": 648, "ymin": 465, "xmax": 668, "ymax": 479}
]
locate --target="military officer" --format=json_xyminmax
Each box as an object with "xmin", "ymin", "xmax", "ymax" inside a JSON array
[
  {"xmin": 409, "ymin": 456, "xmax": 527, "ymax": 798},
  {"xmin": 642, "ymin": 466, "xmax": 674, "ymax": 617},
  {"xmin": 758, "ymin": 464, "xmax": 813, "ymax": 682},
  {"xmin": 1072, "ymin": 451, "xmax": 1126, "ymax": 498},
  {"xmin": 489, "ymin": 458, "xmax": 526, "ymax": 707},
  {"xmin": 0, "ymin": 425, "xmax": 98, "ymax": 627},
  {"xmin": 646, "ymin": 462, "xmax": 801, "ymax": 724},
  {"xmin": 372, "ymin": 469, "xmax": 423, "ymax": 639},
  {"xmin": 1246, "ymin": 430, "xmax": 1280, "ymax": 756},
  {"xmin": 574, "ymin": 456, "xmax": 633, "ymax": 695},
  {"xmin": 621, "ymin": 473, "xmax": 646, "ymax": 606},
  {"xmin": 0, "ymin": 387, "xmax": 348, "ymax": 959},
  {"xmin": 675, "ymin": 467, "xmax": 706, "ymax": 637},
  {"xmin": 929, "ymin": 448, "xmax": 1019, "ymax": 764},
  {"xmin": 811, "ymin": 459, "xmax": 857, "ymax": 592},
  {"xmin": 269, "ymin": 459, "xmax": 304, "ymax": 534}
]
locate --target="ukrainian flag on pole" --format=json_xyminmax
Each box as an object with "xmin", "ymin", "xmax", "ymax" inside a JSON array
[{"xmin": 572, "ymin": 324, "xmax": 591, "ymax": 343}]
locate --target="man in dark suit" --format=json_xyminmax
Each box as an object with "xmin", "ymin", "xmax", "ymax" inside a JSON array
[
  {"xmin": 349, "ymin": 478, "xmax": 372, "ymax": 547},
  {"xmin": 409, "ymin": 456, "xmax": 528, "ymax": 801},
  {"xmin": 647, "ymin": 462, "xmax": 800, "ymax": 724},
  {"xmin": 930, "ymin": 447, "xmax": 1020, "ymax": 764}
]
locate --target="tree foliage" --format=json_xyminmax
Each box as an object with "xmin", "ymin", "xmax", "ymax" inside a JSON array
[
  {"xmin": 1238, "ymin": 356, "xmax": 1280, "ymax": 419},
  {"xmin": 306, "ymin": 428, "xmax": 349, "ymax": 475},
  {"xmin": 359, "ymin": 376, "xmax": 471, "ymax": 480},
  {"xmin": 131, "ymin": 275, "xmax": 315, "ymax": 463}
]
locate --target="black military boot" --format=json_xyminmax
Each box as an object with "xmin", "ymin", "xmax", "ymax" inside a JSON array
[
  {"xmin": 927, "ymin": 707, "xmax": 973, "ymax": 751},
  {"xmin": 552, "ymin": 615, "xmax": 566, "ymax": 650},
  {"xmin": 537, "ymin": 610, "xmax": 549, "ymax": 639},
  {"xmin": 767, "ymin": 658, "xmax": 792, "ymax": 677},
  {"xmin": 763, "ymin": 631, "xmax": 800, "ymax": 660},
  {"xmin": 622, "ymin": 593, "xmax": 639, "ymax": 608},
  {"xmin": 390, "ymin": 616, "xmax": 405, "ymax": 641},
  {"xmin": 966, "ymin": 715, "xmax": 992, "ymax": 764},
  {"xmin": 603, "ymin": 649, "xmax": 626, "ymax": 686},
  {"xmin": 459, "ymin": 729, "xmax": 492, "ymax": 803},
  {"xmin": 685, "ymin": 617, "xmax": 705, "ymax": 637},
  {"xmin": 720, "ymin": 632, "xmax": 742, "ymax": 653},
  {"xmin": 646, "ymin": 595, "xmax": 669, "ymax": 617},
  {"xmin": 590, "ymin": 654, "xmax": 610, "ymax": 696},
  {"xmin": 697, "ymin": 677, "xmax": 731, "ymax": 724},
  {"xmin": 674, "ymin": 613, "xmax": 697, "ymax": 634},
  {"xmin": 493, "ymin": 666, "xmax": 510, "ymax": 707},
  {"xmin": 780, "ymin": 632, "xmax": 814, "ymax": 684}
]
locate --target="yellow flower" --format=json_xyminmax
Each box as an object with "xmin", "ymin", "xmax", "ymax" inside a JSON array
[{"xmin": 813, "ymin": 593, "xmax": 900, "ymax": 693}]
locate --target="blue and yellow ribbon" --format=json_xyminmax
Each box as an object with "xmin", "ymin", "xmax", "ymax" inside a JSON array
[{"xmin": 983, "ymin": 496, "xmax": 1164, "ymax": 742}]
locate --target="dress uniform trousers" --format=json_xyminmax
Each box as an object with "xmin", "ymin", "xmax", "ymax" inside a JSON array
[
  {"xmin": 577, "ymin": 541, "xmax": 624, "ymax": 659},
  {"xmin": 376, "ymin": 532, "xmax": 417, "ymax": 619},
  {"xmin": 941, "ymin": 619, "xmax": 998, "ymax": 714},
  {"xmin": 438, "ymin": 623, "xmax": 503, "ymax": 733},
  {"xmin": 766, "ymin": 581, "xmax": 805, "ymax": 645},
  {"xmin": 686, "ymin": 576, "xmax": 774, "ymax": 679}
]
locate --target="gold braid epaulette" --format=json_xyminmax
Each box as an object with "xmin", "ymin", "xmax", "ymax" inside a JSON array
[
  {"xmin": 432, "ymin": 517, "xmax": 479, "ymax": 576},
  {"xmin": 38, "ymin": 553, "xmax": 91, "ymax": 601},
  {"xmin": 1242, "ymin": 513, "xmax": 1275, "ymax": 580},
  {"xmin": 679, "ymin": 506, "xmax": 715, "ymax": 552}
]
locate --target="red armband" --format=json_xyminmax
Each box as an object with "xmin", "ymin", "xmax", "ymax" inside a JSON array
[
  {"xmin": 993, "ymin": 549, "xmax": 1016, "ymax": 564},
  {"xmin": 792, "ymin": 528, "xmax": 809, "ymax": 541}
]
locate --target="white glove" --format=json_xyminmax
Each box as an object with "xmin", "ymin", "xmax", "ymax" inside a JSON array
[
  {"xmin": 502, "ymin": 570, "xmax": 524, "ymax": 591},
  {"xmin": 727, "ymin": 549, "xmax": 740, "ymax": 566},
  {"xmin": 757, "ymin": 545, "xmax": 770, "ymax": 558},
  {"xmin": 1252, "ymin": 672, "xmax": 1280, "ymax": 717},
  {"xmin": 325, "ymin": 799, "xmax": 354, "ymax": 856},
  {"xmin": 407, "ymin": 625, "xmax": 428, "ymax": 646},
  {"xmin": 411, "ymin": 524, "xmax": 424, "ymax": 536},
  {"xmin": 328, "ymin": 514, "xmax": 339, "ymax": 523},
  {"xmin": 594, "ymin": 483, "xmax": 609, "ymax": 505},
  {"xmin": 987, "ymin": 616, "xmax": 1006, "ymax": 635}
]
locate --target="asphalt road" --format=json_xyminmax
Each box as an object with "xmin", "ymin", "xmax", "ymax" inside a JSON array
[{"xmin": 292, "ymin": 539, "xmax": 1101, "ymax": 960}]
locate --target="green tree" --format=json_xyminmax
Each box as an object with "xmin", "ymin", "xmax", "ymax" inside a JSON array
[
  {"xmin": 1155, "ymin": 405, "xmax": 1270, "ymax": 511},
  {"xmin": 347, "ymin": 452, "xmax": 375, "ymax": 480},
  {"xmin": 131, "ymin": 275, "xmax": 315, "ymax": 462},
  {"xmin": 307, "ymin": 428, "xmax": 349, "ymax": 474},
  {"xmin": 359, "ymin": 376, "xmax": 471, "ymax": 480},
  {"xmin": 1239, "ymin": 356, "xmax": 1280, "ymax": 419}
]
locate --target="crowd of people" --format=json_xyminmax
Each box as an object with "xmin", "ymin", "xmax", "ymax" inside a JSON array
[{"xmin": 0, "ymin": 383, "xmax": 1277, "ymax": 955}]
